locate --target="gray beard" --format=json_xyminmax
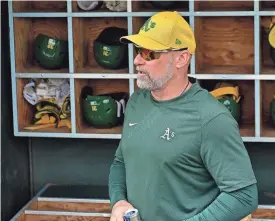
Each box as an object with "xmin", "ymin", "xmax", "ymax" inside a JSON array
[{"xmin": 137, "ymin": 56, "xmax": 173, "ymax": 91}]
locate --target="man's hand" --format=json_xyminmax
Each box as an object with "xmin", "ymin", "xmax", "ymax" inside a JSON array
[{"xmin": 110, "ymin": 200, "xmax": 134, "ymax": 221}]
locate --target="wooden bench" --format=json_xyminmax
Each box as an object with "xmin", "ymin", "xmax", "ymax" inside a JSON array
[{"xmin": 10, "ymin": 184, "xmax": 275, "ymax": 221}]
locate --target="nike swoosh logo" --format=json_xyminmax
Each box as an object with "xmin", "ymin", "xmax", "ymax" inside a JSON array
[{"xmin": 129, "ymin": 123, "xmax": 138, "ymax": 126}]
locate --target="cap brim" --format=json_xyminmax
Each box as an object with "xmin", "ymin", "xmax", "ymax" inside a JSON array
[{"xmin": 120, "ymin": 34, "xmax": 169, "ymax": 51}]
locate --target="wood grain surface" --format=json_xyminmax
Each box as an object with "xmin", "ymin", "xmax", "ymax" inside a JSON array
[
  {"xmin": 37, "ymin": 201, "xmax": 111, "ymax": 213},
  {"xmin": 13, "ymin": 1, "xmax": 67, "ymax": 12},
  {"xmin": 195, "ymin": 1, "xmax": 254, "ymax": 11},
  {"xmin": 17, "ymin": 79, "xmax": 34, "ymax": 131},
  {"xmin": 252, "ymin": 208, "xmax": 275, "ymax": 219},
  {"xmin": 24, "ymin": 214, "xmax": 110, "ymax": 221},
  {"xmin": 195, "ymin": 17, "xmax": 254, "ymax": 74}
]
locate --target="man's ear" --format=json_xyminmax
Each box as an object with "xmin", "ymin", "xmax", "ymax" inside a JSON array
[{"xmin": 175, "ymin": 50, "xmax": 191, "ymax": 69}]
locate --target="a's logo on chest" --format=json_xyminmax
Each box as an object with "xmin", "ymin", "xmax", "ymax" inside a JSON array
[{"xmin": 160, "ymin": 127, "xmax": 175, "ymax": 141}]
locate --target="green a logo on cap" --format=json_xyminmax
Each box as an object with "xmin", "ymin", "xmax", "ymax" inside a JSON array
[
  {"xmin": 175, "ymin": 39, "xmax": 182, "ymax": 45},
  {"xmin": 140, "ymin": 18, "xmax": 156, "ymax": 32}
]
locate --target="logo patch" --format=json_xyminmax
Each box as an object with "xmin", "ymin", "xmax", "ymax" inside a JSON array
[
  {"xmin": 140, "ymin": 18, "xmax": 156, "ymax": 32},
  {"xmin": 160, "ymin": 128, "xmax": 175, "ymax": 141},
  {"xmin": 129, "ymin": 122, "xmax": 138, "ymax": 127}
]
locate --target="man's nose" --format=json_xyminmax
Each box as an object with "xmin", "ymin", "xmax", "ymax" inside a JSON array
[{"xmin": 134, "ymin": 53, "xmax": 145, "ymax": 66}]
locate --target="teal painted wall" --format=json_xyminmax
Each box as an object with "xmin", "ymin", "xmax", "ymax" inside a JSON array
[
  {"xmin": 29, "ymin": 138, "xmax": 275, "ymax": 205},
  {"xmin": 1, "ymin": 2, "xmax": 30, "ymax": 221}
]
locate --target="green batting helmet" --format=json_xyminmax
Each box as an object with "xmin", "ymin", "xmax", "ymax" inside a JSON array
[
  {"xmin": 93, "ymin": 27, "xmax": 128, "ymax": 69},
  {"xmin": 270, "ymin": 95, "xmax": 275, "ymax": 125},
  {"xmin": 34, "ymin": 34, "xmax": 68, "ymax": 69},
  {"xmin": 82, "ymin": 87, "xmax": 128, "ymax": 128},
  {"xmin": 210, "ymin": 82, "xmax": 242, "ymax": 122},
  {"xmin": 149, "ymin": 1, "xmax": 177, "ymax": 9}
]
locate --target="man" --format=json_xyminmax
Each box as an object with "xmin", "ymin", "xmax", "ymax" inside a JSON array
[{"xmin": 108, "ymin": 11, "xmax": 258, "ymax": 221}]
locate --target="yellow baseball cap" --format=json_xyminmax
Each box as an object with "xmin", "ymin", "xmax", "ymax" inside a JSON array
[
  {"xmin": 269, "ymin": 24, "xmax": 275, "ymax": 48},
  {"xmin": 120, "ymin": 11, "xmax": 196, "ymax": 54}
]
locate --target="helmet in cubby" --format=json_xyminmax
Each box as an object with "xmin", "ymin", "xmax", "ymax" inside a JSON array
[
  {"xmin": 149, "ymin": 1, "xmax": 177, "ymax": 9},
  {"xmin": 210, "ymin": 81, "xmax": 242, "ymax": 122},
  {"xmin": 76, "ymin": 0, "xmax": 103, "ymax": 10},
  {"xmin": 82, "ymin": 86, "xmax": 128, "ymax": 128},
  {"xmin": 34, "ymin": 34, "xmax": 68, "ymax": 69},
  {"xmin": 103, "ymin": 0, "xmax": 127, "ymax": 12},
  {"xmin": 93, "ymin": 27, "xmax": 128, "ymax": 69}
]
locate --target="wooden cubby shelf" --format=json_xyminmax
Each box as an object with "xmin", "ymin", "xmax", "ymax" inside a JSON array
[
  {"xmin": 260, "ymin": 1, "xmax": 275, "ymax": 11},
  {"xmin": 199, "ymin": 79, "xmax": 255, "ymax": 138},
  {"xmin": 13, "ymin": 17, "xmax": 69, "ymax": 73},
  {"xmin": 260, "ymin": 16, "xmax": 275, "ymax": 75},
  {"xmin": 195, "ymin": 16, "xmax": 254, "ymax": 75},
  {"xmin": 194, "ymin": 1, "xmax": 254, "ymax": 11},
  {"xmin": 12, "ymin": 1, "xmax": 67, "ymax": 13},
  {"xmin": 16, "ymin": 78, "xmax": 72, "ymax": 134},
  {"xmin": 260, "ymin": 80, "xmax": 275, "ymax": 138},
  {"xmin": 71, "ymin": 1, "xmax": 123, "ymax": 13},
  {"xmin": 8, "ymin": 0, "xmax": 275, "ymax": 141},
  {"xmin": 75, "ymin": 79, "xmax": 129, "ymax": 134},
  {"xmin": 132, "ymin": 1, "xmax": 189, "ymax": 12},
  {"xmin": 73, "ymin": 17, "xmax": 129, "ymax": 74}
]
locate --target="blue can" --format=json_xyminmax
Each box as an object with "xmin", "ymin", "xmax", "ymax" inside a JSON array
[{"xmin": 124, "ymin": 208, "xmax": 142, "ymax": 221}]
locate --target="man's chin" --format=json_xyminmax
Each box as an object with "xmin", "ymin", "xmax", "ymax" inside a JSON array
[{"xmin": 137, "ymin": 80, "xmax": 151, "ymax": 90}]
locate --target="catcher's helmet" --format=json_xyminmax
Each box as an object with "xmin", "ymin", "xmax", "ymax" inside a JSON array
[
  {"xmin": 34, "ymin": 34, "xmax": 68, "ymax": 69},
  {"xmin": 82, "ymin": 86, "xmax": 128, "ymax": 128},
  {"xmin": 210, "ymin": 82, "xmax": 242, "ymax": 122},
  {"xmin": 93, "ymin": 27, "xmax": 128, "ymax": 69}
]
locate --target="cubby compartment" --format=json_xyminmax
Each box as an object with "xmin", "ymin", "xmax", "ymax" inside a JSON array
[
  {"xmin": 195, "ymin": 17, "xmax": 254, "ymax": 74},
  {"xmin": 194, "ymin": 1, "xmax": 254, "ymax": 11},
  {"xmin": 13, "ymin": 17, "xmax": 69, "ymax": 73},
  {"xmin": 199, "ymin": 79, "xmax": 255, "ymax": 137},
  {"xmin": 260, "ymin": 1, "xmax": 275, "ymax": 11},
  {"xmin": 260, "ymin": 80, "xmax": 275, "ymax": 137},
  {"xmin": 12, "ymin": 0, "xmax": 67, "ymax": 12},
  {"xmin": 72, "ymin": 0, "xmax": 127, "ymax": 12},
  {"xmin": 75, "ymin": 79, "xmax": 130, "ymax": 134},
  {"xmin": 132, "ymin": 1, "xmax": 188, "ymax": 12},
  {"xmin": 260, "ymin": 16, "xmax": 275, "ymax": 74},
  {"xmin": 17, "ymin": 78, "xmax": 71, "ymax": 133},
  {"xmin": 73, "ymin": 17, "xmax": 129, "ymax": 73}
]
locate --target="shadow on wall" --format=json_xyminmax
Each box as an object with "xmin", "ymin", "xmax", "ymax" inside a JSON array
[
  {"xmin": 246, "ymin": 142, "xmax": 275, "ymax": 204},
  {"xmin": 1, "ymin": 1, "xmax": 30, "ymax": 221}
]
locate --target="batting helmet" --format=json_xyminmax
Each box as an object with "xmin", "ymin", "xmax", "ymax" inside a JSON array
[{"xmin": 210, "ymin": 82, "xmax": 242, "ymax": 122}]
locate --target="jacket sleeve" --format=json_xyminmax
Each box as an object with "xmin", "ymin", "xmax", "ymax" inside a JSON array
[
  {"xmin": 185, "ymin": 112, "xmax": 258, "ymax": 221},
  {"xmin": 108, "ymin": 92, "xmax": 137, "ymax": 209},
  {"xmin": 108, "ymin": 141, "xmax": 127, "ymax": 209},
  {"xmin": 184, "ymin": 183, "xmax": 258, "ymax": 221}
]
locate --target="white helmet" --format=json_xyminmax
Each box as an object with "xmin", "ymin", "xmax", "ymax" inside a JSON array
[
  {"xmin": 77, "ymin": 0, "xmax": 103, "ymax": 10},
  {"xmin": 104, "ymin": 0, "xmax": 127, "ymax": 12}
]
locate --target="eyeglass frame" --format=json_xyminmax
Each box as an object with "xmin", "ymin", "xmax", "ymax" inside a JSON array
[{"xmin": 134, "ymin": 44, "xmax": 189, "ymax": 61}]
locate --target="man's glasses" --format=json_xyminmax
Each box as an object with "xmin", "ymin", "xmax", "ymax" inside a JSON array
[{"xmin": 134, "ymin": 45, "xmax": 188, "ymax": 61}]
